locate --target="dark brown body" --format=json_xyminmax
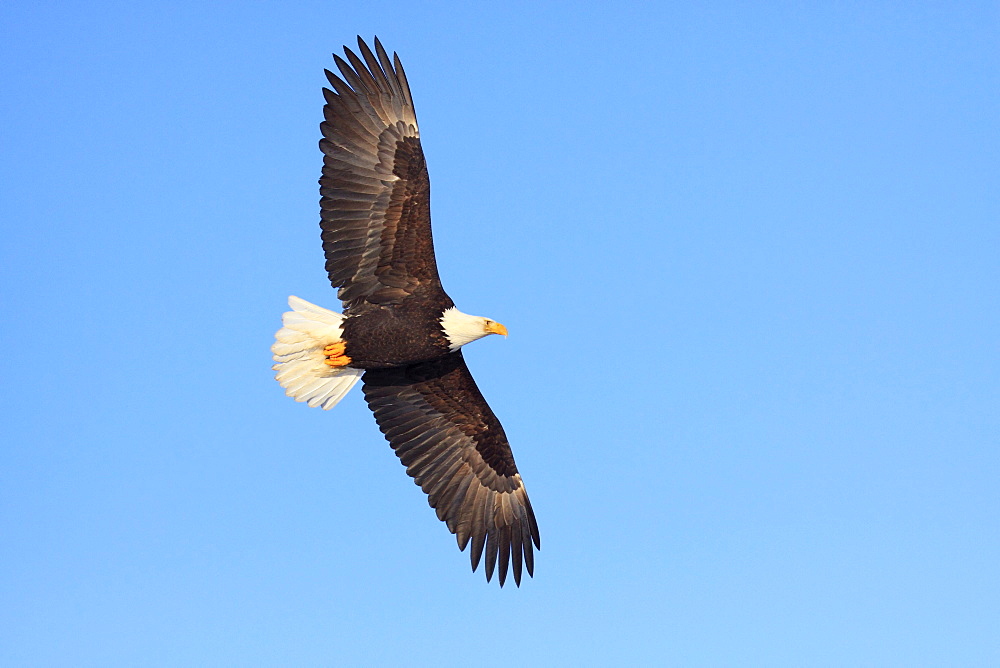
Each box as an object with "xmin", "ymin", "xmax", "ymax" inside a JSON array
[{"xmin": 342, "ymin": 297, "xmax": 453, "ymax": 369}]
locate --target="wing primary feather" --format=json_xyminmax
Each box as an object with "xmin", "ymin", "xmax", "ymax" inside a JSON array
[
  {"xmin": 343, "ymin": 47, "xmax": 393, "ymax": 126},
  {"xmin": 357, "ymin": 38, "xmax": 405, "ymax": 122},
  {"xmin": 467, "ymin": 486, "xmax": 488, "ymax": 571},
  {"xmin": 356, "ymin": 37, "xmax": 391, "ymax": 94},
  {"xmin": 470, "ymin": 530, "xmax": 486, "ymax": 573},
  {"xmin": 324, "ymin": 69, "xmax": 373, "ymax": 127},
  {"xmin": 343, "ymin": 46, "xmax": 381, "ymax": 95},
  {"xmin": 447, "ymin": 473, "xmax": 476, "ymax": 541},
  {"xmin": 332, "ymin": 53, "xmax": 370, "ymax": 95},
  {"xmin": 497, "ymin": 524, "xmax": 511, "ymax": 587},
  {"xmin": 321, "ymin": 85, "xmax": 339, "ymax": 105},
  {"xmin": 510, "ymin": 513, "xmax": 524, "ymax": 587},
  {"xmin": 373, "ymin": 37, "xmax": 404, "ymax": 100},
  {"xmin": 518, "ymin": 503, "xmax": 534, "ymax": 577},
  {"xmin": 392, "ymin": 52, "xmax": 415, "ymax": 117},
  {"xmin": 323, "ymin": 68, "xmax": 346, "ymax": 90},
  {"xmin": 526, "ymin": 493, "xmax": 541, "ymax": 549},
  {"xmin": 456, "ymin": 532, "xmax": 472, "ymax": 552},
  {"xmin": 484, "ymin": 526, "xmax": 500, "ymax": 583}
]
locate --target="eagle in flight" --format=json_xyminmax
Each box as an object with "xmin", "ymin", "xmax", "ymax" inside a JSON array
[{"xmin": 272, "ymin": 37, "xmax": 539, "ymax": 587}]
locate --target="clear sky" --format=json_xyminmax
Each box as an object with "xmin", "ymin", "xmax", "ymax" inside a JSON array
[{"xmin": 2, "ymin": 1, "xmax": 998, "ymax": 665}]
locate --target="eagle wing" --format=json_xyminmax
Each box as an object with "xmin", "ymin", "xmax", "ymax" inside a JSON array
[
  {"xmin": 362, "ymin": 352, "xmax": 540, "ymax": 587},
  {"xmin": 319, "ymin": 37, "xmax": 447, "ymax": 314}
]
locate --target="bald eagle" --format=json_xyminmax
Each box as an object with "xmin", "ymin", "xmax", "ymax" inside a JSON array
[{"xmin": 271, "ymin": 37, "xmax": 539, "ymax": 587}]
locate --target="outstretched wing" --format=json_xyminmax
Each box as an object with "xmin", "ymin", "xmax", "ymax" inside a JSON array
[
  {"xmin": 362, "ymin": 352, "xmax": 540, "ymax": 587},
  {"xmin": 319, "ymin": 37, "xmax": 447, "ymax": 314}
]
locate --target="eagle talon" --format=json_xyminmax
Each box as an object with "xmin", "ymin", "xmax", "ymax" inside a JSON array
[{"xmin": 323, "ymin": 342, "xmax": 351, "ymax": 367}]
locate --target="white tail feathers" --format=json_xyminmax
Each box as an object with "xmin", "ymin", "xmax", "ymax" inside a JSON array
[{"xmin": 271, "ymin": 296, "xmax": 362, "ymax": 410}]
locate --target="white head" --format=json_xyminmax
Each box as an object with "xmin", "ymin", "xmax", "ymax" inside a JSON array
[{"xmin": 439, "ymin": 307, "xmax": 508, "ymax": 351}]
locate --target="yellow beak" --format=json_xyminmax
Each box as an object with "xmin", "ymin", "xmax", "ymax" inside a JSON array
[{"xmin": 485, "ymin": 321, "xmax": 508, "ymax": 337}]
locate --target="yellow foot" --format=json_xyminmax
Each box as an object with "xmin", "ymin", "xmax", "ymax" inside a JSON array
[{"xmin": 323, "ymin": 342, "xmax": 352, "ymax": 367}]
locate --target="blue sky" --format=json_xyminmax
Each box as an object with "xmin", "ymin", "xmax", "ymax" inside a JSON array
[{"xmin": 2, "ymin": 1, "xmax": 998, "ymax": 665}]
